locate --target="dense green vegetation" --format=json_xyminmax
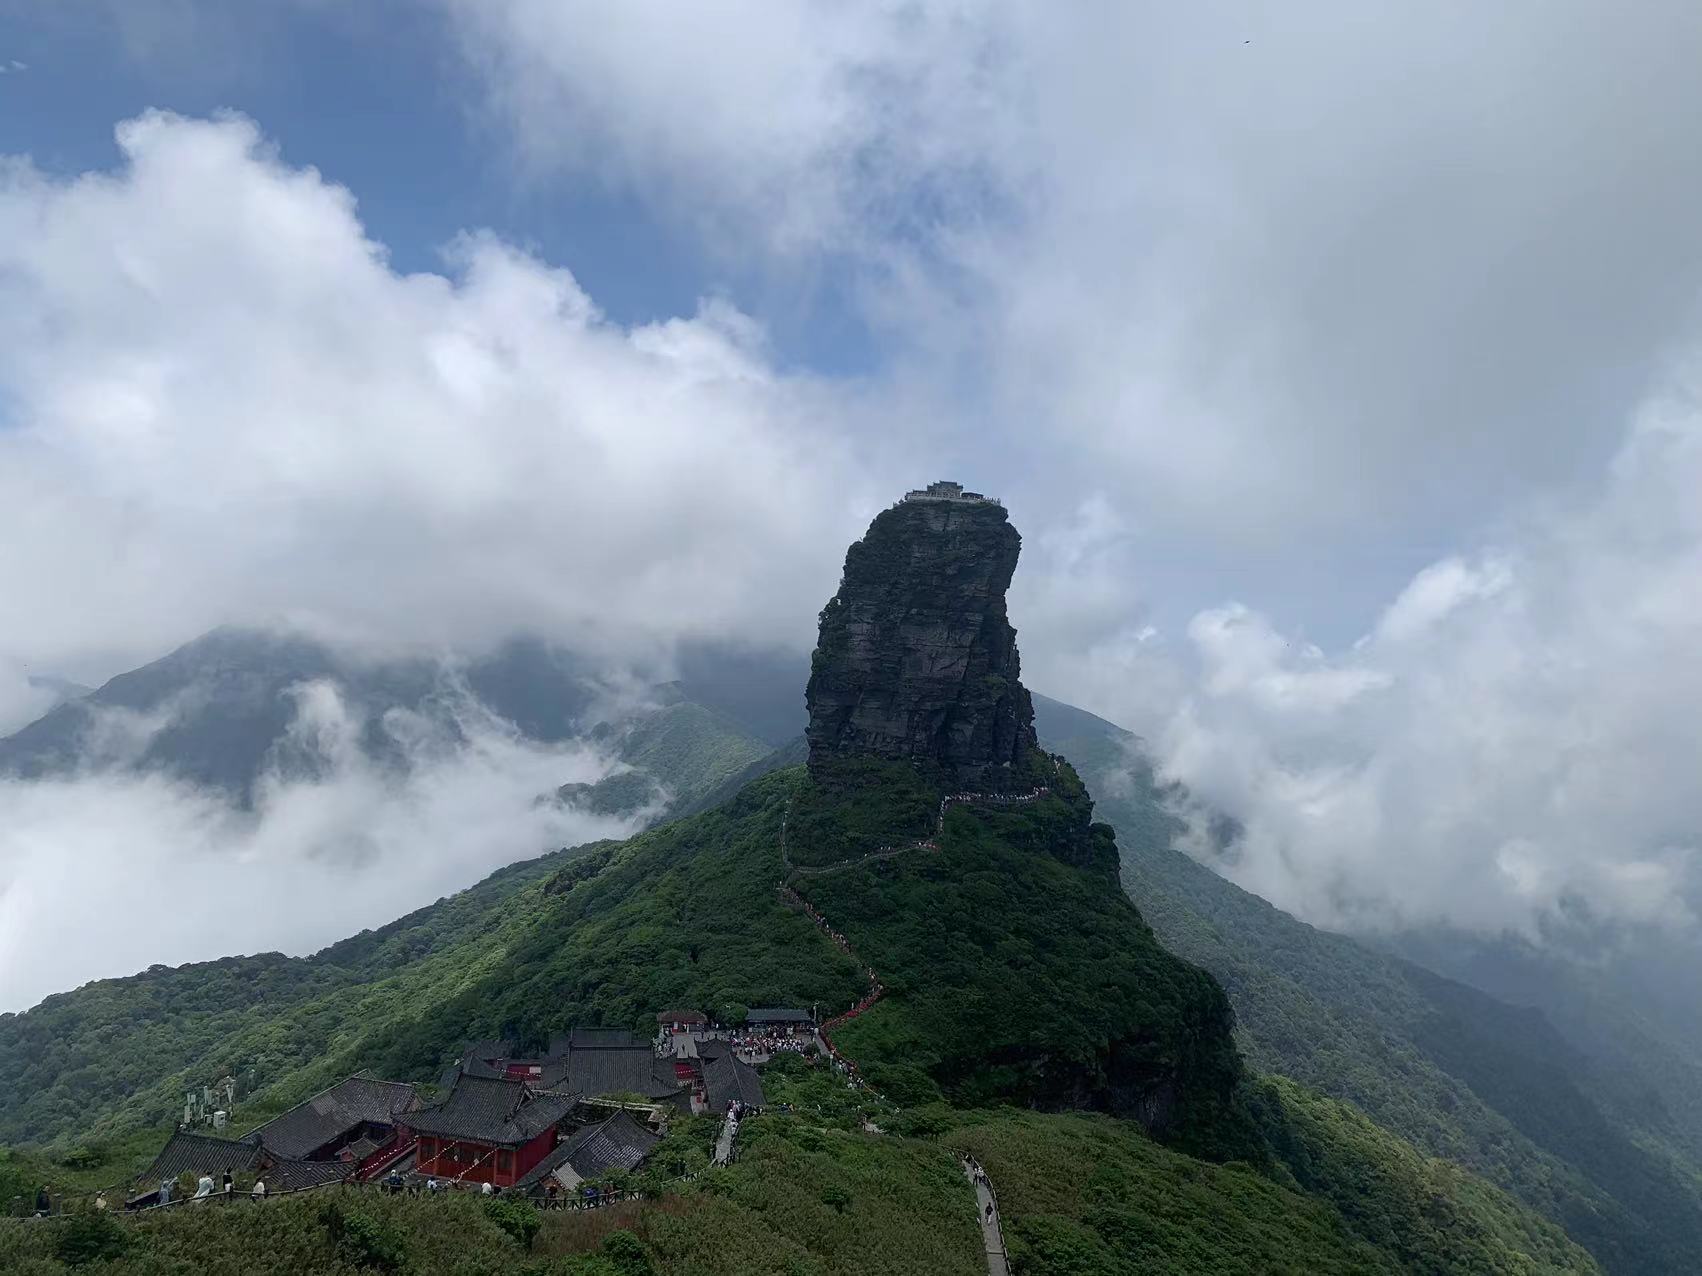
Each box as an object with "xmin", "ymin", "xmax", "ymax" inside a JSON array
[
  {"xmin": 5, "ymin": 1086, "xmax": 1598, "ymax": 1275},
  {"xmin": 0, "ymin": 734, "xmax": 1636, "ymax": 1272},
  {"xmin": 802, "ymin": 762, "xmax": 1255, "ymax": 1160},
  {"xmin": 0, "ymin": 840, "xmax": 610, "ymax": 1152},
  {"xmin": 359, "ymin": 772, "xmax": 870, "ymax": 1073},
  {"xmin": 1251, "ymin": 1077, "xmax": 1596, "ymax": 1274},
  {"xmin": 569, "ymin": 701, "xmax": 775, "ymax": 818},
  {"xmin": 784, "ymin": 755, "xmax": 942, "ymax": 866}
]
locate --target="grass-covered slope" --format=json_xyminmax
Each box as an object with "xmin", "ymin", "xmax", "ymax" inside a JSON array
[
  {"xmin": 1250, "ymin": 1077, "xmax": 1597, "ymax": 1275},
  {"xmin": 8, "ymin": 1064, "xmax": 1597, "ymax": 1276},
  {"xmin": 0, "ymin": 839, "xmax": 614, "ymax": 1151},
  {"xmin": 356, "ymin": 771, "xmax": 870, "ymax": 1076}
]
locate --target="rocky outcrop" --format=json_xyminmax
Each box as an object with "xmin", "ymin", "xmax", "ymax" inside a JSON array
[{"xmin": 805, "ymin": 487, "xmax": 1038, "ymax": 785}]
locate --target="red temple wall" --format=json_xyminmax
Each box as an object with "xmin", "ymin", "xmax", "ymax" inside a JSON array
[{"xmin": 417, "ymin": 1126, "xmax": 558, "ymax": 1187}]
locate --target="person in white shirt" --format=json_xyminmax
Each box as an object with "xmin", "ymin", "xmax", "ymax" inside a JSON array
[
  {"xmin": 194, "ymin": 1174, "xmax": 214, "ymax": 1199},
  {"xmin": 251, "ymin": 1179, "xmax": 267, "ymax": 1200}
]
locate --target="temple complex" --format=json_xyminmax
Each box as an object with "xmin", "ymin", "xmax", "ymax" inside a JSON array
[{"xmin": 126, "ymin": 1006, "xmax": 803, "ymax": 1206}]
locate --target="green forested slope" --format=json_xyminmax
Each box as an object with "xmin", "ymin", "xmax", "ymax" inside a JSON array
[
  {"xmin": 566, "ymin": 700, "xmax": 775, "ymax": 818},
  {"xmin": 799, "ymin": 755, "xmax": 1253, "ymax": 1158},
  {"xmin": 4, "ymin": 757, "xmax": 1600, "ymax": 1273},
  {"xmin": 0, "ymin": 840, "xmax": 610, "ymax": 1150}
]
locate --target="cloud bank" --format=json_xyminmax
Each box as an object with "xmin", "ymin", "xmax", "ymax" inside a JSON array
[
  {"xmin": 1064, "ymin": 393, "xmax": 1702, "ymax": 943},
  {"xmin": 0, "ymin": 110, "xmax": 897, "ymax": 679},
  {"xmin": 446, "ymin": 1, "xmax": 1702, "ymax": 566},
  {"xmin": 7, "ymin": 2, "xmax": 1702, "ymax": 1000},
  {"xmin": 0, "ymin": 678, "xmax": 635, "ymax": 1011},
  {"xmin": 438, "ymin": 0, "xmax": 1702, "ymax": 947}
]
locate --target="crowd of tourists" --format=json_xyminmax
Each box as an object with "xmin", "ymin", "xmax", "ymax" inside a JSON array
[{"xmin": 726, "ymin": 1028, "xmax": 812, "ymax": 1057}]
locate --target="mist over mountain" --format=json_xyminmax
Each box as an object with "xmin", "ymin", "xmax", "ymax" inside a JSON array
[
  {"xmin": 0, "ymin": 627, "xmax": 797, "ymax": 1011},
  {"xmin": 4, "ymin": 7, "xmax": 1702, "ymax": 1271},
  {"xmin": 0, "ymin": 489, "xmax": 1668, "ymax": 1272}
]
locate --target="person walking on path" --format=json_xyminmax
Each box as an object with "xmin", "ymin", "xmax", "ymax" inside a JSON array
[{"xmin": 963, "ymin": 1157, "xmax": 1010, "ymax": 1276}]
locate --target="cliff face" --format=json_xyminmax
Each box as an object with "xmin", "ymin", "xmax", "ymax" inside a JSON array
[{"xmin": 805, "ymin": 494, "xmax": 1038, "ymax": 785}]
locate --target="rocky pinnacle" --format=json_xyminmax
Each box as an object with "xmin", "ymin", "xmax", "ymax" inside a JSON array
[{"xmin": 805, "ymin": 485, "xmax": 1038, "ymax": 784}]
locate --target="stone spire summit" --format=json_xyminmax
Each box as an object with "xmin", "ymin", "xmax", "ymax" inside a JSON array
[{"xmin": 804, "ymin": 482, "xmax": 1038, "ymax": 784}]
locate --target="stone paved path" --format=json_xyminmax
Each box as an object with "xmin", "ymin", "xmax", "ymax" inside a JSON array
[
  {"xmin": 963, "ymin": 1160, "xmax": 1010, "ymax": 1276},
  {"xmin": 713, "ymin": 1115, "xmax": 737, "ymax": 1166}
]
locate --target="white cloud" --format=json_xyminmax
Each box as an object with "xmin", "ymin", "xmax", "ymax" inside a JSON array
[
  {"xmin": 0, "ymin": 110, "xmax": 897, "ymax": 679},
  {"xmin": 442, "ymin": 2, "xmax": 1702, "ymax": 596},
  {"xmin": 1137, "ymin": 394, "xmax": 1702, "ymax": 939},
  {"xmin": 442, "ymin": 0, "xmax": 1013, "ymax": 260},
  {"xmin": 7, "ymin": 3, "xmax": 1702, "ymax": 993},
  {"xmin": 0, "ymin": 679, "xmax": 635, "ymax": 1011}
]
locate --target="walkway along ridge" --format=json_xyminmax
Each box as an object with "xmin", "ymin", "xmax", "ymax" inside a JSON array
[
  {"xmin": 962, "ymin": 1156, "xmax": 1011, "ymax": 1276},
  {"xmin": 774, "ymin": 783, "xmax": 1050, "ymax": 1095}
]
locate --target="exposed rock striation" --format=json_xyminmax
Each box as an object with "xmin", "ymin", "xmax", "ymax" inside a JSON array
[{"xmin": 805, "ymin": 484, "xmax": 1038, "ymax": 785}]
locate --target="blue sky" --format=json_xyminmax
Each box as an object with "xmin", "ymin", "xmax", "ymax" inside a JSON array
[{"xmin": 0, "ymin": 1, "xmax": 876, "ymax": 373}]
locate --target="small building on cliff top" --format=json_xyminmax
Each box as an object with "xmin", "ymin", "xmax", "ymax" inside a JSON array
[{"xmin": 901, "ymin": 479, "xmax": 1001, "ymax": 505}]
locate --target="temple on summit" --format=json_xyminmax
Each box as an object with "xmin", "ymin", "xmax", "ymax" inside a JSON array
[{"xmin": 900, "ymin": 479, "xmax": 1001, "ymax": 505}]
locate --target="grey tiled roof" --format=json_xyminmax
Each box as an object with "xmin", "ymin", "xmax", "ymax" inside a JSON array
[
  {"xmin": 703, "ymin": 1054, "xmax": 766, "ymax": 1110},
  {"xmin": 564, "ymin": 1045, "xmax": 684, "ymax": 1100},
  {"xmin": 533, "ymin": 1060, "xmax": 572, "ymax": 1090},
  {"xmin": 263, "ymin": 1157, "xmax": 355, "ymax": 1192},
  {"xmin": 746, "ymin": 1008, "xmax": 813, "ymax": 1024},
  {"xmin": 138, "ymin": 1129, "xmax": 262, "ymax": 1186},
  {"xmin": 517, "ymin": 1110, "xmax": 659, "ymax": 1189},
  {"xmin": 343, "ymin": 1137, "xmax": 380, "ymax": 1163},
  {"xmin": 248, "ymin": 1076, "xmax": 419, "ymax": 1159},
  {"xmin": 408, "ymin": 1073, "xmax": 576, "ymax": 1146}
]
